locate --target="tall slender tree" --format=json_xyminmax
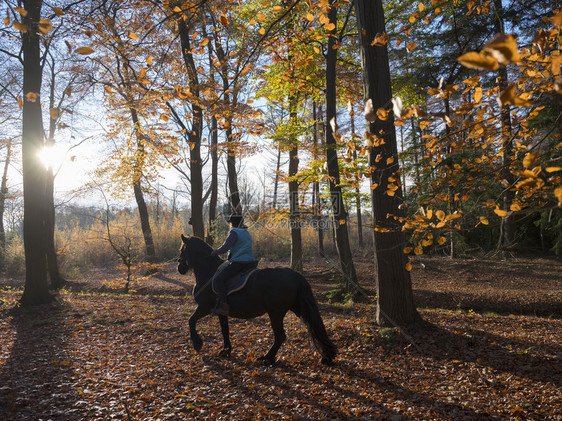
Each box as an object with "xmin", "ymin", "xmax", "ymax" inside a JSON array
[{"xmin": 355, "ymin": 0, "xmax": 421, "ymax": 325}]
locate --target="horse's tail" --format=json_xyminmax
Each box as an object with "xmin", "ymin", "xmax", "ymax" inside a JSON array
[{"xmin": 295, "ymin": 273, "xmax": 337, "ymax": 365}]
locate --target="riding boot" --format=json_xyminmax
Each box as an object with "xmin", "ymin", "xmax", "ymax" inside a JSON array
[{"xmin": 213, "ymin": 295, "xmax": 229, "ymax": 316}]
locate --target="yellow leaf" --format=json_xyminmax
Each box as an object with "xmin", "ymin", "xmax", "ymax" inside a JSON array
[
  {"xmin": 371, "ymin": 33, "xmax": 389, "ymax": 46},
  {"xmin": 325, "ymin": 22, "xmax": 335, "ymax": 31},
  {"xmin": 13, "ymin": 21, "xmax": 27, "ymax": 32},
  {"xmin": 435, "ymin": 221, "xmax": 446, "ymax": 228},
  {"xmin": 160, "ymin": 114, "xmax": 169, "ymax": 122},
  {"xmin": 426, "ymin": 209, "xmax": 433, "ymax": 220},
  {"xmin": 219, "ymin": 14, "xmax": 229, "ymax": 26},
  {"xmin": 494, "ymin": 207, "xmax": 508, "ymax": 217},
  {"xmin": 405, "ymin": 262, "xmax": 412, "ymax": 272},
  {"xmin": 435, "ymin": 210, "xmax": 446, "ymax": 221},
  {"xmin": 414, "ymin": 246, "xmax": 423, "ymax": 255},
  {"xmin": 313, "ymin": 46, "xmax": 320, "ymax": 54},
  {"xmin": 306, "ymin": 13, "xmax": 314, "ymax": 22},
  {"xmin": 259, "ymin": 28, "xmax": 265, "ymax": 35},
  {"xmin": 75, "ymin": 46, "xmax": 94, "ymax": 55},
  {"xmin": 484, "ymin": 33, "xmax": 520, "ymax": 64},
  {"xmin": 546, "ymin": 167, "xmax": 562, "ymax": 173},
  {"xmin": 15, "ymin": 7, "xmax": 27, "ymax": 17},
  {"xmin": 403, "ymin": 246, "xmax": 413, "ymax": 254},
  {"xmin": 457, "ymin": 51, "xmax": 499, "ymax": 70},
  {"xmin": 550, "ymin": 10, "xmax": 562, "ymax": 27},
  {"xmin": 377, "ymin": 108, "xmax": 389, "ymax": 120},
  {"xmin": 419, "ymin": 120, "xmax": 431, "ymax": 130},
  {"xmin": 128, "ymin": 32, "xmax": 138, "ymax": 40},
  {"xmin": 473, "ymin": 87, "xmax": 482, "ymax": 103},
  {"xmin": 554, "ymin": 186, "xmax": 562, "ymax": 205},
  {"xmin": 38, "ymin": 19, "xmax": 53, "ymax": 34},
  {"xmin": 418, "ymin": 2, "xmax": 424, "ymax": 12},
  {"xmin": 273, "ymin": 5, "xmax": 283, "ymax": 12},
  {"xmin": 49, "ymin": 108, "xmax": 60, "ymax": 119},
  {"xmin": 386, "ymin": 156, "xmax": 394, "ymax": 165},
  {"xmin": 146, "ymin": 56, "xmax": 153, "ymax": 66},
  {"xmin": 510, "ymin": 203, "xmax": 522, "ymax": 212},
  {"xmin": 25, "ymin": 92, "xmax": 39, "ymax": 102},
  {"xmin": 446, "ymin": 213, "xmax": 462, "ymax": 221},
  {"xmin": 523, "ymin": 152, "xmax": 537, "ymax": 169},
  {"xmin": 386, "ymin": 189, "xmax": 396, "ymax": 196},
  {"xmin": 257, "ymin": 13, "xmax": 265, "ymax": 22},
  {"xmin": 480, "ymin": 216, "xmax": 489, "ymax": 225},
  {"xmin": 437, "ymin": 236, "xmax": 447, "ymax": 245},
  {"xmin": 371, "ymin": 183, "xmax": 378, "ymax": 190}
]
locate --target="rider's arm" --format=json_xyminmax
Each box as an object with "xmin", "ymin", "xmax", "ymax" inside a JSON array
[{"xmin": 211, "ymin": 230, "xmax": 238, "ymax": 256}]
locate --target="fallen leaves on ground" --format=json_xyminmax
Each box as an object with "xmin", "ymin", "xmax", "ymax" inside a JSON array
[{"xmin": 0, "ymin": 257, "xmax": 561, "ymax": 420}]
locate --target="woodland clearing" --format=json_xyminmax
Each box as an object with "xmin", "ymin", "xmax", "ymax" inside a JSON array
[{"xmin": 0, "ymin": 255, "xmax": 561, "ymax": 420}]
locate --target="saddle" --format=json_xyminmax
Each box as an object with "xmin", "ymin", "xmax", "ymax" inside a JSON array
[{"xmin": 211, "ymin": 262, "xmax": 260, "ymax": 296}]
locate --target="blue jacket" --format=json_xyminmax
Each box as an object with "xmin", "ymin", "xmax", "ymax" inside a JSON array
[{"xmin": 212, "ymin": 228, "xmax": 255, "ymax": 262}]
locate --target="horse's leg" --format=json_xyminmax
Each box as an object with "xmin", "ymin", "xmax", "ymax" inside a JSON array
[
  {"xmin": 258, "ymin": 311, "xmax": 287, "ymax": 365},
  {"xmin": 218, "ymin": 315, "xmax": 232, "ymax": 357},
  {"xmin": 189, "ymin": 305, "xmax": 209, "ymax": 352}
]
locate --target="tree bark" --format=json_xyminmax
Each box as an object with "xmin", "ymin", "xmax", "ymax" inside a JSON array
[
  {"xmin": 325, "ymin": 2, "xmax": 361, "ymax": 296},
  {"xmin": 312, "ymin": 102, "xmax": 325, "ymax": 256},
  {"xmin": 355, "ymin": 0, "xmax": 421, "ymax": 325},
  {"xmin": 493, "ymin": 0, "xmax": 516, "ymax": 250},
  {"xmin": 0, "ymin": 140, "xmax": 12, "ymax": 270},
  {"xmin": 178, "ymin": 17, "xmax": 205, "ymax": 238},
  {"xmin": 129, "ymin": 108, "xmax": 156, "ymax": 260},
  {"xmin": 20, "ymin": 0, "xmax": 53, "ymax": 305},
  {"xmin": 207, "ymin": 115, "xmax": 219, "ymax": 245}
]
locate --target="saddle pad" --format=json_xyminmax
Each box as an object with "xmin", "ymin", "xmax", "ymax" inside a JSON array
[{"xmin": 212, "ymin": 268, "xmax": 260, "ymax": 296}]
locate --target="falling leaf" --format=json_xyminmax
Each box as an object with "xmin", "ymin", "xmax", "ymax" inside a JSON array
[
  {"xmin": 13, "ymin": 21, "xmax": 27, "ymax": 32},
  {"xmin": 549, "ymin": 10, "xmax": 562, "ymax": 26},
  {"xmin": 104, "ymin": 86, "xmax": 113, "ymax": 94},
  {"xmin": 273, "ymin": 6, "xmax": 283, "ymax": 12},
  {"xmin": 377, "ymin": 108, "xmax": 389, "ymax": 121},
  {"xmin": 128, "ymin": 32, "xmax": 138, "ymax": 40},
  {"xmin": 555, "ymin": 186, "xmax": 562, "ymax": 205},
  {"xmin": 75, "ymin": 46, "xmax": 95, "ymax": 55},
  {"xmin": 419, "ymin": 120, "xmax": 431, "ymax": 130},
  {"xmin": 257, "ymin": 13, "xmax": 265, "ymax": 22},
  {"xmin": 436, "ymin": 210, "xmax": 446, "ymax": 221},
  {"xmin": 38, "ymin": 19, "xmax": 53, "ymax": 34},
  {"xmin": 371, "ymin": 33, "xmax": 389, "ymax": 46},
  {"xmin": 437, "ymin": 236, "xmax": 447, "ymax": 245},
  {"xmin": 49, "ymin": 108, "xmax": 60, "ymax": 119},
  {"xmin": 414, "ymin": 246, "xmax": 423, "ymax": 255},
  {"xmin": 14, "ymin": 7, "xmax": 27, "ymax": 17},
  {"xmin": 405, "ymin": 262, "xmax": 412, "ymax": 271},
  {"xmin": 364, "ymin": 99, "xmax": 376, "ymax": 122},
  {"xmin": 25, "ymin": 92, "xmax": 39, "ymax": 102},
  {"xmin": 545, "ymin": 167, "xmax": 562, "ymax": 173},
  {"xmin": 146, "ymin": 56, "xmax": 153, "ymax": 66},
  {"xmin": 403, "ymin": 247, "xmax": 413, "ymax": 254},
  {"xmin": 306, "ymin": 13, "xmax": 314, "ymax": 22},
  {"xmin": 510, "ymin": 203, "xmax": 522, "ymax": 212},
  {"xmin": 494, "ymin": 207, "xmax": 508, "ymax": 217},
  {"xmin": 219, "ymin": 14, "xmax": 229, "ymax": 26},
  {"xmin": 457, "ymin": 51, "xmax": 499, "ymax": 70},
  {"xmin": 483, "ymin": 33, "xmax": 520, "ymax": 64},
  {"xmin": 17, "ymin": 96, "xmax": 23, "ymax": 110},
  {"xmin": 406, "ymin": 41, "xmax": 417, "ymax": 52},
  {"xmin": 523, "ymin": 152, "xmax": 537, "ymax": 169},
  {"xmin": 480, "ymin": 216, "xmax": 489, "ymax": 225},
  {"xmin": 473, "ymin": 87, "xmax": 482, "ymax": 103}
]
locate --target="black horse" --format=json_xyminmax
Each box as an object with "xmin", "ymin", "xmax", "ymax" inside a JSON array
[{"xmin": 177, "ymin": 234, "xmax": 337, "ymax": 365}]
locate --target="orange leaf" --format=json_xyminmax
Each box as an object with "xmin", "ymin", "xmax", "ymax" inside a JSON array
[
  {"xmin": 25, "ymin": 92, "xmax": 39, "ymax": 102},
  {"xmin": 75, "ymin": 46, "xmax": 94, "ymax": 55},
  {"xmin": 406, "ymin": 41, "xmax": 417, "ymax": 52},
  {"xmin": 405, "ymin": 262, "xmax": 412, "ymax": 271},
  {"xmin": 371, "ymin": 33, "xmax": 389, "ymax": 46},
  {"xmin": 377, "ymin": 108, "xmax": 389, "ymax": 121},
  {"xmin": 38, "ymin": 19, "xmax": 52, "ymax": 34},
  {"xmin": 494, "ymin": 207, "xmax": 508, "ymax": 217},
  {"xmin": 483, "ymin": 33, "xmax": 520, "ymax": 64},
  {"xmin": 480, "ymin": 216, "xmax": 489, "ymax": 225},
  {"xmin": 14, "ymin": 7, "xmax": 27, "ymax": 17},
  {"xmin": 437, "ymin": 236, "xmax": 446, "ymax": 245},
  {"xmin": 457, "ymin": 51, "xmax": 499, "ymax": 70},
  {"xmin": 219, "ymin": 14, "xmax": 229, "ymax": 26}
]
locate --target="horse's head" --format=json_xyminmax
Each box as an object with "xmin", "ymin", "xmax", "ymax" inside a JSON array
[{"xmin": 177, "ymin": 234, "xmax": 213, "ymax": 275}]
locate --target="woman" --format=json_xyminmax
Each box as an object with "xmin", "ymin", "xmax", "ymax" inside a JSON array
[{"xmin": 210, "ymin": 214, "xmax": 256, "ymax": 316}]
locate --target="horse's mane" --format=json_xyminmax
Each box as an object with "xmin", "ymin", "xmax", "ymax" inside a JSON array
[{"xmin": 186, "ymin": 236, "xmax": 213, "ymax": 254}]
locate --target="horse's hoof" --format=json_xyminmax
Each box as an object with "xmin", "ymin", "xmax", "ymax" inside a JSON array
[
  {"xmin": 192, "ymin": 337, "xmax": 203, "ymax": 352},
  {"xmin": 218, "ymin": 347, "xmax": 231, "ymax": 357},
  {"xmin": 321, "ymin": 357, "xmax": 334, "ymax": 366},
  {"xmin": 257, "ymin": 355, "xmax": 275, "ymax": 365}
]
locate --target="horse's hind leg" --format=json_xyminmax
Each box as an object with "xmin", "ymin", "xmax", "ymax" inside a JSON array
[
  {"xmin": 218, "ymin": 315, "xmax": 232, "ymax": 357},
  {"xmin": 258, "ymin": 311, "xmax": 287, "ymax": 365}
]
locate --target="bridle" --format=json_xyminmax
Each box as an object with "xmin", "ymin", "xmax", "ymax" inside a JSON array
[{"xmin": 177, "ymin": 246, "xmax": 191, "ymax": 274}]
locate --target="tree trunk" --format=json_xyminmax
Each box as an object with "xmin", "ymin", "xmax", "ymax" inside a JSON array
[
  {"xmin": 20, "ymin": 0, "xmax": 53, "ymax": 306},
  {"xmin": 312, "ymin": 102, "xmax": 325, "ymax": 256},
  {"xmin": 288, "ymin": 136, "xmax": 302, "ymax": 272},
  {"xmin": 0, "ymin": 140, "xmax": 12, "ymax": 270},
  {"xmin": 355, "ymin": 0, "xmax": 421, "ymax": 325},
  {"xmin": 325, "ymin": 2, "xmax": 361, "ymax": 295},
  {"xmin": 494, "ymin": 0, "xmax": 516, "ymax": 250},
  {"xmin": 350, "ymin": 105, "xmax": 364, "ymax": 248},
  {"xmin": 207, "ymin": 115, "xmax": 219, "ymax": 245},
  {"xmin": 178, "ymin": 17, "xmax": 205, "ymax": 238},
  {"xmin": 129, "ymin": 108, "xmax": 156, "ymax": 260},
  {"xmin": 45, "ymin": 67, "xmax": 65, "ymax": 289}
]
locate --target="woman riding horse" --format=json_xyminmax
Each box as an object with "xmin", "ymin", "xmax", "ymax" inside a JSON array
[{"xmin": 210, "ymin": 214, "xmax": 255, "ymax": 316}]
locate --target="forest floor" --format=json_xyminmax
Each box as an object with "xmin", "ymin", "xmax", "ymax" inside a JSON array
[{"xmin": 0, "ymin": 255, "xmax": 561, "ymax": 420}]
